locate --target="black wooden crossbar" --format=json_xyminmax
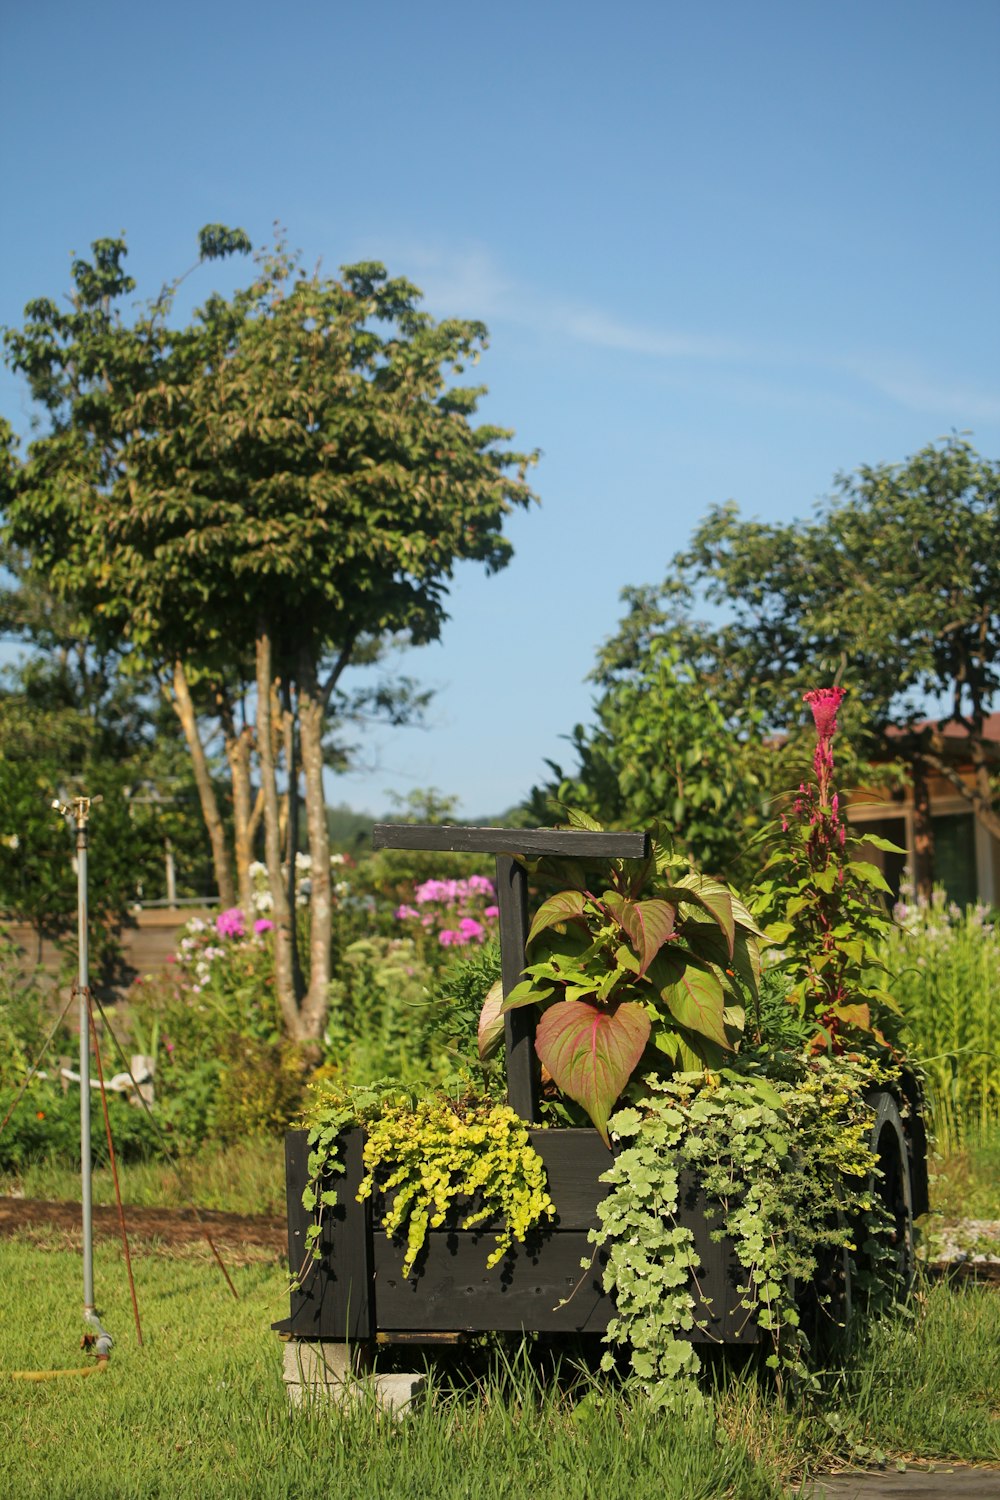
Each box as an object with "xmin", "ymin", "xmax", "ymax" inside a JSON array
[
  {"xmin": 371, "ymin": 824, "xmax": 651, "ymax": 1122},
  {"xmin": 371, "ymin": 825, "xmax": 650, "ymax": 859}
]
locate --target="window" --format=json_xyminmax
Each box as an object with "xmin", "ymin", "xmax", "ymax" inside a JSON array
[{"xmin": 931, "ymin": 813, "xmax": 978, "ymax": 910}]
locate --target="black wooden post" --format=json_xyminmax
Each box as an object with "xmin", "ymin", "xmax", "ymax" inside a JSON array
[
  {"xmin": 494, "ymin": 853, "xmax": 538, "ymax": 1122},
  {"xmin": 370, "ymin": 825, "xmax": 650, "ymax": 1123}
]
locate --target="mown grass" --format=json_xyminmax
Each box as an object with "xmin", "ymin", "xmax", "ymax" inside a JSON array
[
  {"xmin": 1, "ymin": 1235, "xmax": 998, "ymax": 1500},
  {"xmin": 0, "ymin": 1242, "xmax": 784, "ymax": 1500}
]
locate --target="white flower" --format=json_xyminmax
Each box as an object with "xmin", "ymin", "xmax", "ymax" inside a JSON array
[
  {"xmin": 2, "ymin": 834, "xmax": 20, "ymax": 850},
  {"xmin": 295, "ymin": 852, "xmax": 312, "ymax": 872}
]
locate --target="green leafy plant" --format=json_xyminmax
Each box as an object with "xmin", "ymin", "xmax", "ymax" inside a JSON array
[
  {"xmin": 482, "ymin": 814, "xmax": 764, "ymax": 1140},
  {"xmin": 884, "ymin": 886, "xmax": 1000, "ymax": 1148},
  {"xmin": 753, "ymin": 688, "xmax": 904, "ymax": 1055},
  {"xmin": 300, "ymin": 1082, "xmax": 553, "ymax": 1274},
  {"xmin": 595, "ymin": 1056, "xmax": 897, "ymax": 1411}
]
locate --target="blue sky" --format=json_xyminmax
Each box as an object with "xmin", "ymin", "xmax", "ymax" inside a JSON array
[{"xmin": 2, "ymin": 0, "xmax": 998, "ymax": 817}]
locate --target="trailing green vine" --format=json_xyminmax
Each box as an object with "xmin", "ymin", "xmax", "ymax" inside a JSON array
[
  {"xmin": 301, "ymin": 1081, "xmax": 554, "ymax": 1276},
  {"xmin": 594, "ymin": 1056, "xmax": 899, "ymax": 1410},
  {"xmin": 359, "ymin": 1097, "xmax": 554, "ymax": 1276}
]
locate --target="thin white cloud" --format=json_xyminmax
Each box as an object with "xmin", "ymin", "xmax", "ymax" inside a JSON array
[
  {"xmin": 557, "ymin": 308, "xmax": 744, "ymax": 362},
  {"xmin": 361, "ymin": 239, "xmax": 1000, "ymax": 424},
  {"xmin": 849, "ymin": 361, "xmax": 1000, "ymax": 425}
]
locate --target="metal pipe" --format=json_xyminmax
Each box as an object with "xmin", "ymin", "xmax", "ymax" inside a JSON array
[
  {"xmin": 54, "ymin": 792, "xmax": 106, "ymax": 1344},
  {"xmin": 76, "ymin": 810, "xmax": 94, "ymax": 1315}
]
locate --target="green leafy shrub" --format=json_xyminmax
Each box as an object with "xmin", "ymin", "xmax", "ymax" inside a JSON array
[
  {"xmin": 484, "ymin": 810, "xmax": 764, "ymax": 1140},
  {"xmin": 597, "ymin": 1056, "xmax": 897, "ymax": 1410},
  {"xmin": 884, "ymin": 887, "xmax": 999, "ymax": 1148},
  {"xmin": 212, "ymin": 1034, "xmax": 307, "ymax": 1143},
  {"xmin": 0, "ymin": 1077, "xmax": 160, "ymax": 1171}
]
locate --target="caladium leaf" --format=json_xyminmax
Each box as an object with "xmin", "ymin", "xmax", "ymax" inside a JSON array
[
  {"xmin": 729, "ymin": 893, "xmax": 768, "ymax": 940},
  {"xmin": 535, "ymin": 999, "xmax": 650, "ymax": 1144},
  {"xmin": 526, "ymin": 889, "xmax": 588, "ymax": 946},
  {"xmin": 650, "ymin": 1026, "xmax": 718, "ymax": 1073},
  {"xmin": 602, "ymin": 892, "xmax": 676, "ymax": 977},
  {"xmin": 684, "ymin": 924, "xmax": 762, "ymax": 1001},
  {"xmin": 477, "ymin": 979, "xmax": 506, "ymax": 1061},
  {"xmin": 647, "ymin": 950, "xmax": 731, "ymax": 1050},
  {"xmin": 668, "ymin": 875, "xmax": 736, "ymax": 958}
]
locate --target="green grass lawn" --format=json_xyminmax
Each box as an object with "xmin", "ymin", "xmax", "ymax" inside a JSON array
[
  {"xmin": 1, "ymin": 1233, "xmax": 998, "ymax": 1500},
  {"xmin": 1, "ymin": 1130, "xmax": 998, "ymax": 1498}
]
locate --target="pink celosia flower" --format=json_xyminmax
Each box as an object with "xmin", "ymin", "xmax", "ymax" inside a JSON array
[
  {"xmin": 458, "ymin": 917, "xmax": 485, "ymax": 943},
  {"xmin": 254, "ymin": 918, "xmax": 274, "ymax": 934},
  {"xmin": 395, "ymin": 904, "xmax": 420, "ymax": 920},
  {"xmin": 484, "ymin": 905, "xmax": 499, "ymax": 920},
  {"xmin": 803, "ymin": 687, "xmax": 845, "ymax": 744},
  {"xmin": 804, "ymin": 687, "xmax": 846, "ymax": 805}
]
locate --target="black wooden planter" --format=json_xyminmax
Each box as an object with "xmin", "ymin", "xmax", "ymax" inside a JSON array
[
  {"xmin": 274, "ymin": 823, "xmax": 926, "ymax": 1356},
  {"xmin": 275, "ymin": 1125, "xmax": 758, "ymax": 1346}
]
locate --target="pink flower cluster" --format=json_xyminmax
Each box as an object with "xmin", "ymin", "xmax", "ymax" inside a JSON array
[
  {"xmin": 216, "ymin": 906, "xmax": 273, "ymax": 939},
  {"xmin": 414, "ymin": 875, "xmax": 495, "ymax": 905},
  {"xmin": 395, "ymin": 873, "xmax": 499, "ymax": 947}
]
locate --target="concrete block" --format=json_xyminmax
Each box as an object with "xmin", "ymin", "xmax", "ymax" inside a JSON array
[{"xmin": 281, "ymin": 1339, "xmax": 426, "ymax": 1418}]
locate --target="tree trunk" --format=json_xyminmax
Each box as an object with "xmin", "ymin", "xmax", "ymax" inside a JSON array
[
  {"xmin": 255, "ymin": 630, "xmax": 301, "ymax": 1039},
  {"xmin": 168, "ymin": 660, "xmax": 235, "ymax": 908},
  {"xmin": 218, "ymin": 687, "xmax": 259, "ymax": 913},
  {"xmin": 225, "ymin": 726, "xmax": 258, "ymax": 912},
  {"xmin": 298, "ymin": 647, "xmax": 333, "ymax": 1041},
  {"xmin": 910, "ymin": 753, "xmax": 935, "ymax": 903}
]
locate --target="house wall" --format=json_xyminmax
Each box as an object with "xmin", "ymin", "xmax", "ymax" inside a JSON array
[
  {"xmin": 3, "ymin": 907, "xmax": 213, "ymax": 998},
  {"xmin": 847, "ymin": 766, "xmax": 998, "ymax": 907}
]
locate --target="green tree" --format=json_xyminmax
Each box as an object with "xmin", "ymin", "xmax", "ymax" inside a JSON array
[
  {"xmin": 525, "ymin": 645, "xmax": 772, "ymax": 885},
  {"xmin": 578, "ymin": 437, "xmax": 999, "ymax": 898},
  {"xmin": 2, "ymin": 229, "xmax": 536, "ymax": 1040}
]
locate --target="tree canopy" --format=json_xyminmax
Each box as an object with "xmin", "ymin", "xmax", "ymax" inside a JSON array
[
  {"xmin": 2, "ymin": 227, "xmax": 537, "ymax": 1037},
  {"xmin": 535, "ymin": 437, "xmax": 1000, "ymax": 894}
]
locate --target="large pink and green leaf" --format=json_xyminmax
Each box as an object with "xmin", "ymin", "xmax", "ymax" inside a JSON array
[
  {"xmin": 647, "ymin": 950, "xmax": 731, "ymax": 1050},
  {"xmin": 602, "ymin": 892, "xmax": 676, "ymax": 976},
  {"xmin": 664, "ymin": 875, "xmax": 736, "ymax": 958},
  {"xmin": 477, "ymin": 980, "xmax": 506, "ymax": 1061},
  {"xmin": 535, "ymin": 999, "xmax": 650, "ymax": 1144},
  {"xmin": 526, "ymin": 889, "xmax": 588, "ymax": 946}
]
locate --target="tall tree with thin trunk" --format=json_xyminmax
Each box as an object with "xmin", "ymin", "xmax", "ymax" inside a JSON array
[{"xmin": 2, "ymin": 229, "xmax": 536, "ymax": 1040}]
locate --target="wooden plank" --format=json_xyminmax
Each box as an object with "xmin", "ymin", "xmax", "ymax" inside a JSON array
[
  {"xmin": 280, "ymin": 1126, "xmax": 757, "ymax": 1344},
  {"xmin": 373, "ymin": 1230, "xmax": 612, "ymax": 1334},
  {"xmin": 530, "ymin": 1129, "xmax": 614, "ymax": 1229},
  {"xmin": 371, "ymin": 824, "xmax": 650, "ymax": 859}
]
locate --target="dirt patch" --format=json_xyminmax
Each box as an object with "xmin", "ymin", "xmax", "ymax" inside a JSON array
[{"xmin": 0, "ymin": 1195, "xmax": 287, "ymax": 1257}]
